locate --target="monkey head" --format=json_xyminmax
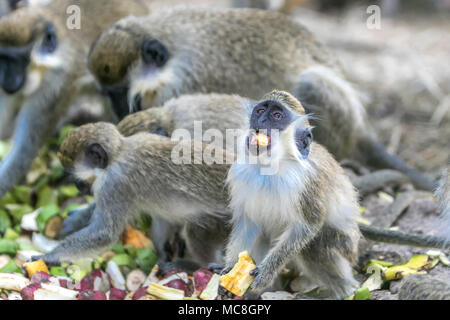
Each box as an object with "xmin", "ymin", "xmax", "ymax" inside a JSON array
[
  {"xmin": 0, "ymin": 6, "xmax": 72, "ymax": 96},
  {"xmin": 88, "ymin": 14, "xmax": 182, "ymax": 120},
  {"xmin": 247, "ymin": 90, "xmax": 312, "ymax": 161},
  {"xmin": 58, "ymin": 122, "xmax": 122, "ymax": 194}
]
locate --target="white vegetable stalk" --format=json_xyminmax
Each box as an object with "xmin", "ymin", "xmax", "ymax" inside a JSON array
[{"xmin": 0, "ymin": 273, "xmax": 30, "ymax": 291}]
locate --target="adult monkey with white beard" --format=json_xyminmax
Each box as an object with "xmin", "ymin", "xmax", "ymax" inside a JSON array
[
  {"xmin": 0, "ymin": 0, "xmax": 151, "ymax": 199},
  {"xmin": 87, "ymin": 7, "xmax": 435, "ymax": 191},
  {"xmin": 223, "ymin": 91, "xmax": 448, "ymax": 298}
]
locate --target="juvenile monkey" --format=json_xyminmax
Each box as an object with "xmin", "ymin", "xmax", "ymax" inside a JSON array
[
  {"xmin": 88, "ymin": 7, "xmax": 434, "ymax": 191},
  {"xmin": 35, "ymin": 122, "xmax": 232, "ymax": 265},
  {"xmin": 224, "ymin": 91, "xmax": 450, "ymax": 298},
  {"xmin": 0, "ymin": 0, "xmax": 150, "ymax": 199}
]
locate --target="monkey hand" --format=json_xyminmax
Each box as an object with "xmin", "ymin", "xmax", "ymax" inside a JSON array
[
  {"xmin": 249, "ymin": 265, "xmax": 273, "ymax": 292},
  {"xmin": 31, "ymin": 253, "xmax": 61, "ymax": 266},
  {"xmin": 208, "ymin": 263, "xmax": 225, "ymax": 274},
  {"xmin": 220, "ymin": 266, "xmax": 233, "ymax": 275}
]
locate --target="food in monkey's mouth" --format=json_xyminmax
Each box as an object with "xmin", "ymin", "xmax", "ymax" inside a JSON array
[
  {"xmin": 247, "ymin": 132, "xmax": 271, "ymax": 156},
  {"xmin": 220, "ymin": 251, "xmax": 256, "ymax": 296},
  {"xmin": 250, "ymin": 133, "xmax": 270, "ymax": 147}
]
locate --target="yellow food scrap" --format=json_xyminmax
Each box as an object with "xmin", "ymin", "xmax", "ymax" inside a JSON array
[
  {"xmin": 256, "ymin": 134, "xmax": 269, "ymax": 147},
  {"xmin": 220, "ymin": 251, "xmax": 256, "ymax": 296},
  {"xmin": 23, "ymin": 259, "xmax": 49, "ymax": 278},
  {"xmin": 383, "ymin": 254, "xmax": 439, "ymax": 281}
]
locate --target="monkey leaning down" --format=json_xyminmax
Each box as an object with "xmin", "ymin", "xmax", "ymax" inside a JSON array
[
  {"xmin": 88, "ymin": 7, "xmax": 435, "ymax": 191},
  {"xmin": 33, "ymin": 122, "xmax": 233, "ymax": 266},
  {"xmin": 0, "ymin": 0, "xmax": 151, "ymax": 200}
]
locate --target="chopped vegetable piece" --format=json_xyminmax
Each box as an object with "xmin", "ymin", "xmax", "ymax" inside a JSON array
[
  {"xmin": 123, "ymin": 226, "xmax": 152, "ymax": 248},
  {"xmin": 0, "ymin": 239, "xmax": 19, "ymax": 256},
  {"xmin": 23, "ymin": 260, "xmax": 49, "ymax": 278},
  {"xmin": 147, "ymin": 282, "xmax": 184, "ymax": 300},
  {"xmin": 126, "ymin": 269, "xmax": 146, "ymax": 291},
  {"xmin": 353, "ymin": 287, "xmax": 371, "ymax": 300},
  {"xmin": 193, "ymin": 268, "xmax": 213, "ymax": 296},
  {"xmin": 49, "ymin": 266, "xmax": 68, "ymax": 277},
  {"xmin": 136, "ymin": 247, "xmax": 158, "ymax": 274},
  {"xmin": 78, "ymin": 289, "xmax": 107, "ymax": 300},
  {"xmin": 36, "ymin": 205, "xmax": 62, "ymax": 239},
  {"xmin": 0, "ymin": 273, "xmax": 30, "ymax": 291},
  {"xmin": 3, "ymin": 228, "xmax": 19, "ymax": 240},
  {"xmin": 220, "ymin": 251, "xmax": 256, "ymax": 296},
  {"xmin": 384, "ymin": 254, "xmax": 438, "ymax": 281},
  {"xmin": 0, "ymin": 260, "xmax": 22, "ymax": 274},
  {"xmin": 200, "ymin": 274, "xmax": 220, "ymax": 300},
  {"xmin": 109, "ymin": 288, "xmax": 127, "ymax": 300},
  {"xmin": 106, "ymin": 261, "xmax": 126, "ymax": 290},
  {"xmin": 0, "ymin": 209, "xmax": 11, "ymax": 234}
]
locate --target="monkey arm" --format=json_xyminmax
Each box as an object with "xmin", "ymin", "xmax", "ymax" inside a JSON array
[
  {"xmin": 225, "ymin": 215, "xmax": 261, "ymax": 268},
  {"xmin": 0, "ymin": 94, "xmax": 59, "ymax": 199},
  {"xmin": 151, "ymin": 217, "xmax": 180, "ymax": 262},
  {"xmin": 35, "ymin": 202, "xmax": 127, "ymax": 264},
  {"xmin": 250, "ymin": 223, "xmax": 318, "ymax": 291},
  {"xmin": 58, "ymin": 203, "xmax": 96, "ymax": 239}
]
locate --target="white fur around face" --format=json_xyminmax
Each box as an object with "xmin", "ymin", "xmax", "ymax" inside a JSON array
[{"xmin": 228, "ymin": 156, "xmax": 314, "ymax": 235}]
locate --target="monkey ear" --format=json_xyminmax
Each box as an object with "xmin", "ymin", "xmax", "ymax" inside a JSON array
[
  {"xmin": 85, "ymin": 143, "xmax": 108, "ymax": 169},
  {"xmin": 295, "ymin": 128, "xmax": 313, "ymax": 159}
]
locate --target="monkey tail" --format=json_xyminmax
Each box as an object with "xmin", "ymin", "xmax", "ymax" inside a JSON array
[
  {"xmin": 359, "ymin": 224, "xmax": 450, "ymax": 249},
  {"xmin": 356, "ymin": 135, "xmax": 436, "ymax": 191}
]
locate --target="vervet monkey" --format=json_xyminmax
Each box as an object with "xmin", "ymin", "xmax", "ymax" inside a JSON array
[
  {"xmin": 34, "ymin": 122, "xmax": 232, "ymax": 265},
  {"xmin": 87, "ymin": 7, "xmax": 434, "ymax": 191},
  {"xmin": 224, "ymin": 91, "xmax": 450, "ymax": 298},
  {"xmin": 0, "ymin": 0, "xmax": 51, "ymax": 138},
  {"xmin": 0, "ymin": 0, "xmax": 150, "ymax": 199}
]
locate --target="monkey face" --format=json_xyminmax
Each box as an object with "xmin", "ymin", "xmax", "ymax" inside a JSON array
[
  {"xmin": 248, "ymin": 99, "xmax": 313, "ymax": 159},
  {"xmin": 89, "ymin": 20, "xmax": 172, "ymax": 120},
  {"xmin": 0, "ymin": 9, "xmax": 64, "ymax": 96}
]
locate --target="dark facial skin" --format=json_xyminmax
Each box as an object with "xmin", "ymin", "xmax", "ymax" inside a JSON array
[
  {"xmin": 85, "ymin": 143, "xmax": 108, "ymax": 169},
  {"xmin": 249, "ymin": 99, "xmax": 313, "ymax": 159},
  {"xmin": 0, "ymin": 22, "xmax": 57, "ymax": 94},
  {"xmin": 98, "ymin": 39, "xmax": 170, "ymax": 120},
  {"xmin": 0, "ymin": 46, "xmax": 29, "ymax": 94}
]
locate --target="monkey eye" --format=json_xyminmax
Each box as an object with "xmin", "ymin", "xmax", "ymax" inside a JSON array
[
  {"xmin": 272, "ymin": 111, "xmax": 283, "ymax": 120},
  {"xmin": 256, "ymin": 108, "xmax": 265, "ymax": 116},
  {"xmin": 41, "ymin": 23, "xmax": 58, "ymax": 54},
  {"xmin": 141, "ymin": 39, "xmax": 169, "ymax": 67}
]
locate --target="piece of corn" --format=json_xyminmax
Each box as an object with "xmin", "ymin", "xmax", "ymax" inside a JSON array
[
  {"xmin": 23, "ymin": 259, "xmax": 49, "ymax": 278},
  {"xmin": 220, "ymin": 251, "xmax": 256, "ymax": 296},
  {"xmin": 147, "ymin": 282, "xmax": 184, "ymax": 300},
  {"xmin": 256, "ymin": 134, "xmax": 270, "ymax": 147}
]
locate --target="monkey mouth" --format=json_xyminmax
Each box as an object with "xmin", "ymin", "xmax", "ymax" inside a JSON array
[{"xmin": 247, "ymin": 131, "xmax": 271, "ymax": 156}]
